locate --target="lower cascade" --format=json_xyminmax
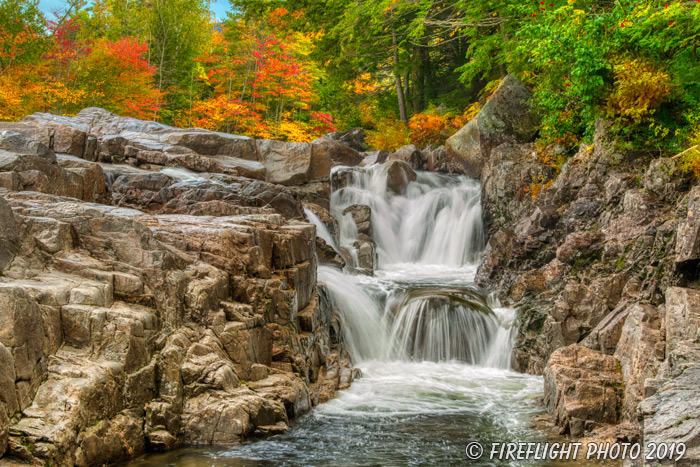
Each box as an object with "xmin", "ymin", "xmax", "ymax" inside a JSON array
[
  {"xmin": 317, "ymin": 163, "xmax": 510, "ymax": 368},
  {"xmin": 131, "ymin": 162, "xmax": 548, "ymax": 466}
]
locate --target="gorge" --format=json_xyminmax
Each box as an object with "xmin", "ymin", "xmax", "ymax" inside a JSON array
[{"xmin": 2, "ymin": 74, "xmax": 700, "ymax": 467}]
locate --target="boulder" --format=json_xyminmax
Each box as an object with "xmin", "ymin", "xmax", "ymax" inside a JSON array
[
  {"xmin": 385, "ymin": 160, "xmax": 417, "ymax": 195},
  {"xmin": 388, "ymin": 144, "xmax": 423, "ymax": 170},
  {"xmin": 312, "ymin": 128, "xmax": 366, "ymax": 152},
  {"xmin": 446, "ymin": 74, "xmax": 538, "ymax": 179},
  {"xmin": 22, "ymin": 112, "xmax": 88, "ymax": 157},
  {"xmin": 163, "ymin": 130, "xmax": 259, "ymax": 160},
  {"xmin": 544, "ymin": 344, "xmax": 623, "ymax": 437},
  {"xmin": 359, "ymin": 150, "xmax": 389, "ymax": 167},
  {"xmin": 425, "ymin": 146, "xmax": 453, "ymax": 173},
  {"xmin": 0, "ymin": 196, "xmax": 18, "ymax": 271},
  {"xmin": 312, "ymin": 139, "xmax": 363, "ymax": 167},
  {"xmin": 353, "ymin": 240, "xmax": 376, "ymax": 272},
  {"xmin": 342, "ymin": 204, "xmax": 372, "ymax": 237},
  {"xmin": 0, "ymin": 131, "xmax": 55, "ymax": 161},
  {"xmin": 258, "ymin": 139, "xmax": 331, "ymax": 186}
]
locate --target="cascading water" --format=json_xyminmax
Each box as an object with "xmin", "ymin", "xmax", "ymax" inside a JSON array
[
  {"xmin": 315, "ymin": 163, "xmax": 510, "ymax": 368},
  {"xmin": 331, "ymin": 164, "xmax": 485, "ymax": 267},
  {"xmin": 130, "ymin": 162, "xmax": 587, "ymax": 467}
]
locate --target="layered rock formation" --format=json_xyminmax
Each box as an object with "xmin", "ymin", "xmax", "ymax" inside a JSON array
[
  {"xmin": 473, "ymin": 113, "xmax": 700, "ymax": 459},
  {"xmin": 0, "ymin": 109, "xmax": 356, "ymax": 466}
]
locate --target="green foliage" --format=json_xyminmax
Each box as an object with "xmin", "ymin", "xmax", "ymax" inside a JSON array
[
  {"xmin": 508, "ymin": 0, "xmax": 700, "ymax": 152},
  {"xmin": 0, "ymin": 0, "xmax": 49, "ymax": 70}
]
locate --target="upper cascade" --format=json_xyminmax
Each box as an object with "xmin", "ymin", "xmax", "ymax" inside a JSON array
[{"xmin": 330, "ymin": 164, "xmax": 485, "ymax": 269}]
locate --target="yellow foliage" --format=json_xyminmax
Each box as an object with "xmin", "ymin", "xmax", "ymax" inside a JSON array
[
  {"xmin": 366, "ymin": 117, "xmax": 411, "ymax": 151},
  {"xmin": 607, "ymin": 59, "xmax": 672, "ymax": 123},
  {"xmin": 0, "ymin": 65, "xmax": 88, "ymax": 121},
  {"xmin": 272, "ymin": 119, "xmax": 314, "ymax": 142},
  {"xmin": 529, "ymin": 180, "xmax": 553, "ymax": 199},
  {"xmin": 680, "ymin": 126, "xmax": 700, "ymax": 178}
]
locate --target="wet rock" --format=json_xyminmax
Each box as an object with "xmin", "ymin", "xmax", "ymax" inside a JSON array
[
  {"xmin": 425, "ymin": 146, "xmax": 453, "ymax": 173},
  {"xmin": 385, "ymin": 160, "xmax": 417, "ymax": 195},
  {"xmin": 353, "ymin": 241, "xmax": 376, "ymax": 272},
  {"xmin": 446, "ymin": 75, "xmax": 538, "ymax": 178},
  {"xmin": 343, "ymin": 204, "xmax": 372, "ymax": 237},
  {"xmin": 315, "ymin": 238, "xmax": 345, "ymax": 268},
  {"xmin": 359, "ymin": 150, "xmax": 389, "ymax": 167},
  {"xmin": 330, "ymin": 167, "xmax": 357, "ymax": 192},
  {"xmin": 544, "ymin": 344, "xmax": 623, "ymax": 437},
  {"xmin": 388, "ymin": 144, "xmax": 423, "ymax": 170}
]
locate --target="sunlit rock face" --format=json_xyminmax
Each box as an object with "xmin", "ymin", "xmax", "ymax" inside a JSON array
[{"xmin": 0, "ymin": 110, "xmax": 355, "ymax": 466}]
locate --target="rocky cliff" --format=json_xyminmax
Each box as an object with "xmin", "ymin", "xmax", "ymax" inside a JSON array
[
  {"xmin": 461, "ymin": 78, "xmax": 700, "ymax": 462},
  {"xmin": 0, "ymin": 108, "xmax": 357, "ymax": 466}
]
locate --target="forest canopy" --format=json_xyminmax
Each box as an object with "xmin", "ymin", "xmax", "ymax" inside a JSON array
[{"xmin": 1, "ymin": 0, "xmax": 699, "ymax": 159}]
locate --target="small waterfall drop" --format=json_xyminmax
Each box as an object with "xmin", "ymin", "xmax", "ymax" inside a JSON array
[
  {"xmin": 129, "ymin": 162, "xmax": 547, "ymax": 467},
  {"xmin": 331, "ymin": 165, "xmax": 485, "ymax": 268},
  {"xmin": 314, "ymin": 164, "xmax": 515, "ymax": 369}
]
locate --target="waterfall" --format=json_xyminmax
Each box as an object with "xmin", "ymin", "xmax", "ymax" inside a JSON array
[
  {"xmin": 314, "ymin": 164, "xmax": 516, "ymax": 370},
  {"xmin": 331, "ymin": 164, "xmax": 485, "ymax": 267}
]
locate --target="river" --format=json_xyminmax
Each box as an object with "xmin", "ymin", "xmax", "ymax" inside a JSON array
[{"xmin": 125, "ymin": 164, "xmax": 607, "ymax": 466}]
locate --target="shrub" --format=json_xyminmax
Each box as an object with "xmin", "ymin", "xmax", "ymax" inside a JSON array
[
  {"xmin": 366, "ymin": 117, "xmax": 411, "ymax": 151},
  {"xmin": 606, "ymin": 59, "xmax": 672, "ymax": 123}
]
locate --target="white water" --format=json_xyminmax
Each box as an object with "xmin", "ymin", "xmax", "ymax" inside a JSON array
[
  {"xmin": 125, "ymin": 163, "xmax": 566, "ymax": 467},
  {"xmin": 317, "ymin": 165, "xmax": 515, "ymax": 368},
  {"xmin": 330, "ymin": 165, "xmax": 485, "ymax": 268}
]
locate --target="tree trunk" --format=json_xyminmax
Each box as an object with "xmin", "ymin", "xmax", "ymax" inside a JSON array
[
  {"xmin": 416, "ymin": 45, "xmax": 425, "ymax": 113},
  {"xmin": 392, "ymin": 30, "xmax": 407, "ymax": 122}
]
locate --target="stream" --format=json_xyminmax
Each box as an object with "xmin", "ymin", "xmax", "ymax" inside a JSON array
[{"xmin": 125, "ymin": 164, "xmax": 608, "ymax": 466}]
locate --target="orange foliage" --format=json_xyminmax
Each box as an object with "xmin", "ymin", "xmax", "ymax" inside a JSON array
[
  {"xmin": 181, "ymin": 95, "xmax": 267, "ymax": 136},
  {"xmin": 75, "ymin": 37, "xmax": 163, "ymax": 119},
  {"xmin": 407, "ymin": 106, "xmax": 480, "ymax": 148}
]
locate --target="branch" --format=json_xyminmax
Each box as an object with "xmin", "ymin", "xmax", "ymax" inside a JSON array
[{"xmin": 672, "ymin": 145, "xmax": 699, "ymax": 160}]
